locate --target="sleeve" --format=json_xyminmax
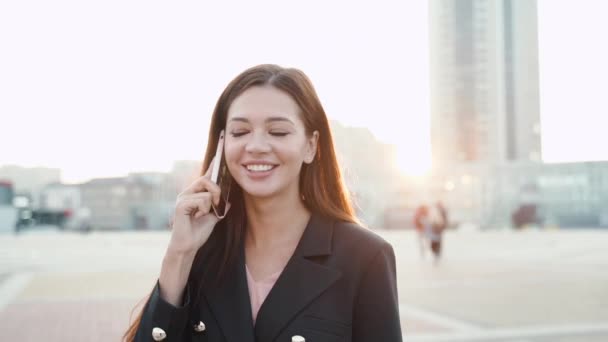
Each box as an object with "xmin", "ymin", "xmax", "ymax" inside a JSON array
[
  {"xmin": 133, "ymin": 280, "xmax": 192, "ymax": 342},
  {"xmin": 352, "ymin": 243, "xmax": 403, "ymax": 342}
]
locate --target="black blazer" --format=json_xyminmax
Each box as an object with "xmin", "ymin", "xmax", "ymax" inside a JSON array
[{"xmin": 135, "ymin": 213, "xmax": 402, "ymax": 342}]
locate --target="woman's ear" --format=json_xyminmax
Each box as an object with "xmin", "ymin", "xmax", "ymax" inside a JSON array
[{"xmin": 304, "ymin": 131, "xmax": 319, "ymax": 164}]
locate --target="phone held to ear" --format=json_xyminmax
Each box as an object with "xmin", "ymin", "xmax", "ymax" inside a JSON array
[{"xmin": 210, "ymin": 130, "xmax": 231, "ymax": 219}]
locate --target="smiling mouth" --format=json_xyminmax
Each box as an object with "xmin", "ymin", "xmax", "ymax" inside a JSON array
[{"xmin": 244, "ymin": 164, "xmax": 278, "ymax": 172}]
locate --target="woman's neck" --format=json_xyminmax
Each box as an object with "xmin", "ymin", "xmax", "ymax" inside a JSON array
[{"xmin": 243, "ymin": 193, "xmax": 311, "ymax": 251}]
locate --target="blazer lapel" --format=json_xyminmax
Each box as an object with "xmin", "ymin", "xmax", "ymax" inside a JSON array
[
  {"xmin": 254, "ymin": 213, "xmax": 342, "ymax": 342},
  {"xmin": 201, "ymin": 246, "xmax": 256, "ymax": 342}
]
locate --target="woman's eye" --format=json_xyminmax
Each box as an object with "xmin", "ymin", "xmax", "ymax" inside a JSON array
[
  {"xmin": 270, "ymin": 132, "xmax": 289, "ymax": 137},
  {"xmin": 231, "ymin": 131, "xmax": 248, "ymax": 137}
]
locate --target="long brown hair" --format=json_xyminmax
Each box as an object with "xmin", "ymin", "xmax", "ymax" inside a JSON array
[{"xmin": 123, "ymin": 64, "xmax": 358, "ymax": 341}]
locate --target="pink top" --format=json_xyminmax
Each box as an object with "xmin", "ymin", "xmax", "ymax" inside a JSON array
[{"xmin": 245, "ymin": 264, "xmax": 283, "ymax": 324}]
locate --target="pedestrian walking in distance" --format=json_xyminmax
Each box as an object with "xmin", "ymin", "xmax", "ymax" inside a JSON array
[
  {"xmin": 414, "ymin": 204, "xmax": 430, "ymax": 259},
  {"xmin": 414, "ymin": 202, "xmax": 448, "ymax": 265},
  {"xmin": 427, "ymin": 202, "xmax": 447, "ymax": 265}
]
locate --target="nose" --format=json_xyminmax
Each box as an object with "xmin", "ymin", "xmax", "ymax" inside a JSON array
[{"xmin": 245, "ymin": 131, "xmax": 272, "ymax": 154}]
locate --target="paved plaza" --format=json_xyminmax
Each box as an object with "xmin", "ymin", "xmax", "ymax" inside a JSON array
[{"xmin": 0, "ymin": 228, "xmax": 607, "ymax": 341}]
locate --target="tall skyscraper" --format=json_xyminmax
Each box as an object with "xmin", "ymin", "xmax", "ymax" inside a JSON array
[{"xmin": 429, "ymin": 0, "xmax": 541, "ymax": 167}]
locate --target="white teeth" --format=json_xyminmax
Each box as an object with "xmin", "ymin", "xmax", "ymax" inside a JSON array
[{"xmin": 246, "ymin": 164, "xmax": 274, "ymax": 172}]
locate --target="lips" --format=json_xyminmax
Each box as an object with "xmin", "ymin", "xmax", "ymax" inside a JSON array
[{"xmin": 242, "ymin": 163, "xmax": 278, "ymax": 179}]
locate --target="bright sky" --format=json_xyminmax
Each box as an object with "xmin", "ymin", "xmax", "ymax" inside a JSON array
[{"xmin": 0, "ymin": 0, "xmax": 606, "ymax": 183}]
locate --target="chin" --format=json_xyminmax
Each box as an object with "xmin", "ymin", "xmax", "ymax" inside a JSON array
[
  {"xmin": 238, "ymin": 183, "xmax": 275, "ymax": 198},
  {"xmin": 240, "ymin": 183, "xmax": 289, "ymax": 200}
]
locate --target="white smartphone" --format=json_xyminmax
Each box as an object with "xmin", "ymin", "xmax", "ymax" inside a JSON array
[
  {"xmin": 210, "ymin": 130, "xmax": 225, "ymax": 184},
  {"xmin": 210, "ymin": 130, "xmax": 230, "ymax": 218}
]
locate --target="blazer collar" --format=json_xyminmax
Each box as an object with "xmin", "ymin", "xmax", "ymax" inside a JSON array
[
  {"xmin": 294, "ymin": 211, "xmax": 334, "ymax": 257},
  {"xmin": 201, "ymin": 212, "xmax": 341, "ymax": 342},
  {"xmin": 254, "ymin": 212, "xmax": 341, "ymax": 341}
]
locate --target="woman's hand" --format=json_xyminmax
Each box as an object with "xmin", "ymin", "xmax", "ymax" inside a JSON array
[{"xmin": 168, "ymin": 158, "xmax": 228, "ymax": 255}]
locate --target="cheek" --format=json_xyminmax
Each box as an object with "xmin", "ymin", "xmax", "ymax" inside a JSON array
[
  {"xmin": 289, "ymin": 144, "xmax": 311, "ymax": 161},
  {"xmin": 223, "ymin": 143, "xmax": 242, "ymax": 168},
  {"xmin": 288, "ymin": 143, "xmax": 310, "ymax": 160}
]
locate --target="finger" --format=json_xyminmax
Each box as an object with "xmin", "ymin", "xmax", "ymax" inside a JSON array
[
  {"xmin": 180, "ymin": 180, "xmax": 221, "ymax": 206},
  {"xmin": 180, "ymin": 175, "xmax": 221, "ymax": 203},
  {"xmin": 194, "ymin": 209, "xmax": 221, "ymax": 223},
  {"xmin": 175, "ymin": 198, "xmax": 203, "ymax": 216},
  {"xmin": 183, "ymin": 197, "xmax": 212, "ymax": 217},
  {"xmin": 194, "ymin": 210, "xmax": 206, "ymax": 219},
  {"xmin": 179, "ymin": 192, "xmax": 212, "ymax": 204},
  {"xmin": 179, "ymin": 191, "xmax": 221, "ymax": 208}
]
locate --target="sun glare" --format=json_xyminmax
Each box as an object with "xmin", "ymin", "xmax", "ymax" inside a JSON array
[{"xmin": 393, "ymin": 147, "xmax": 432, "ymax": 178}]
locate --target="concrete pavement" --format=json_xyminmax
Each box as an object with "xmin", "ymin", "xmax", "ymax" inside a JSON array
[{"xmin": 0, "ymin": 228, "xmax": 607, "ymax": 341}]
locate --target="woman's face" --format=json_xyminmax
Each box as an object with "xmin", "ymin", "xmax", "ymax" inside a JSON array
[{"xmin": 224, "ymin": 86, "xmax": 318, "ymax": 200}]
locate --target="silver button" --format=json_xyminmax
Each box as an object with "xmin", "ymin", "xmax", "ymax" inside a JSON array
[
  {"xmin": 292, "ymin": 335, "xmax": 305, "ymax": 342},
  {"xmin": 152, "ymin": 327, "xmax": 167, "ymax": 341},
  {"xmin": 193, "ymin": 321, "xmax": 206, "ymax": 332}
]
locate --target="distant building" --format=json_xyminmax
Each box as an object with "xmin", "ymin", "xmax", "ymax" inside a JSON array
[
  {"xmin": 40, "ymin": 183, "xmax": 83, "ymax": 210},
  {"xmin": 0, "ymin": 165, "xmax": 61, "ymax": 204},
  {"xmin": 80, "ymin": 177, "xmax": 171, "ymax": 230},
  {"xmin": 429, "ymin": 161, "xmax": 608, "ymax": 228},
  {"xmin": 169, "ymin": 160, "xmax": 201, "ymax": 194},
  {"xmin": 38, "ymin": 183, "xmax": 91, "ymax": 230},
  {"xmin": 429, "ymin": 0, "xmax": 541, "ymax": 165},
  {"xmin": 330, "ymin": 121, "xmax": 402, "ymax": 226}
]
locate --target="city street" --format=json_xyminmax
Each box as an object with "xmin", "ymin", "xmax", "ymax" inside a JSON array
[{"xmin": 1, "ymin": 228, "xmax": 607, "ymax": 341}]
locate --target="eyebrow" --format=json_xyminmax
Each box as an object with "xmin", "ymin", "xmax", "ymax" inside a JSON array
[{"xmin": 228, "ymin": 116, "xmax": 295, "ymax": 125}]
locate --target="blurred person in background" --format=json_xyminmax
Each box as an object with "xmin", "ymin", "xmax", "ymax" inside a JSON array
[
  {"xmin": 124, "ymin": 64, "xmax": 402, "ymax": 342},
  {"xmin": 414, "ymin": 201, "xmax": 448, "ymax": 265},
  {"xmin": 413, "ymin": 204, "xmax": 429, "ymax": 259},
  {"xmin": 429, "ymin": 201, "xmax": 448, "ymax": 264}
]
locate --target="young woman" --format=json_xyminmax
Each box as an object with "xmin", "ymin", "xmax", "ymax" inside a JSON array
[{"xmin": 124, "ymin": 64, "xmax": 402, "ymax": 342}]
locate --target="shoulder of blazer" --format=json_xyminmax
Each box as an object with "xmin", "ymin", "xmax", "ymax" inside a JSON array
[
  {"xmin": 329, "ymin": 220, "xmax": 394, "ymax": 269},
  {"xmin": 332, "ymin": 220, "xmax": 392, "ymax": 252}
]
